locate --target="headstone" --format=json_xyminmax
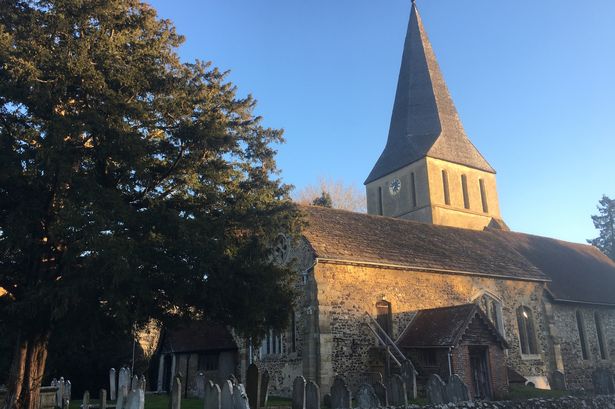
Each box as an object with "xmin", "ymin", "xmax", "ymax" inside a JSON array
[
  {"xmin": 426, "ymin": 375, "xmax": 446, "ymax": 405},
  {"xmin": 82, "ymin": 391, "xmax": 90, "ymax": 409},
  {"xmin": 131, "ymin": 375, "xmax": 139, "ymax": 391},
  {"xmin": 305, "ymin": 381, "xmax": 320, "ymax": 409},
  {"xmin": 139, "ymin": 375, "xmax": 146, "ymax": 392},
  {"xmin": 355, "ymin": 384, "xmax": 378, "ymax": 409},
  {"xmin": 592, "ymin": 368, "xmax": 615, "ymax": 395},
  {"xmin": 551, "ymin": 371, "xmax": 566, "ymax": 391},
  {"xmin": 195, "ymin": 372, "xmax": 206, "ymax": 399},
  {"xmin": 116, "ymin": 387, "xmax": 126, "ymax": 409},
  {"xmin": 444, "ymin": 375, "xmax": 469, "ymax": 403},
  {"xmin": 228, "ymin": 375, "xmax": 239, "ymax": 386},
  {"xmin": 119, "ymin": 368, "xmax": 130, "ymax": 398},
  {"xmin": 259, "ymin": 370, "xmax": 270, "ymax": 409},
  {"xmin": 100, "ymin": 389, "xmax": 107, "ymax": 409},
  {"xmin": 330, "ymin": 376, "xmax": 351, "ymax": 409},
  {"xmin": 400, "ymin": 360, "xmax": 417, "ymax": 400},
  {"xmin": 292, "ymin": 376, "xmax": 306, "ymax": 409},
  {"xmin": 126, "ymin": 388, "xmax": 145, "ymax": 409},
  {"xmin": 171, "ymin": 376, "xmax": 182, "ymax": 409},
  {"xmin": 389, "ymin": 374, "xmax": 408, "ymax": 407},
  {"xmin": 204, "ymin": 380, "xmax": 222, "ymax": 409},
  {"xmin": 246, "ymin": 364, "xmax": 260, "ymax": 409},
  {"xmin": 232, "ymin": 384, "xmax": 250, "ymax": 409},
  {"xmin": 57, "ymin": 378, "xmax": 65, "ymax": 408},
  {"xmin": 110, "ymin": 369, "xmax": 117, "ymax": 401},
  {"xmin": 64, "ymin": 381, "xmax": 72, "ymax": 408},
  {"xmin": 372, "ymin": 382, "xmax": 387, "ymax": 407},
  {"xmin": 221, "ymin": 380, "xmax": 234, "ymax": 409}
]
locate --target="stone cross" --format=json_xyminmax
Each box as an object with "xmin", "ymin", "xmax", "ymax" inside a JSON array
[
  {"xmin": 246, "ymin": 364, "xmax": 260, "ymax": 409},
  {"xmin": 259, "ymin": 370, "xmax": 270, "ymax": 409},
  {"xmin": 426, "ymin": 374, "xmax": 446, "ymax": 405},
  {"xmin": 355, "ymin": 384, "xmax": 378, "ymax": 409},
  {"xmin": 110, "ymin": 369, "xmax": 117, "ymax": 401},
  {"xmin": 330, "ymin": 376, "xmax": 351, "ymax": 409},
  {"xmin": 100, "ymin": 389, "xmax": 107, "ymax": 409},
  {"xmin": 444, "ymin": 375, "xmax": 469, "ymax": 403},
  {"xmin": 204, "ymin": 380, "xmax": 222, "ymax": 409},
  {"xmin": 220, "ymin": 380, "xmax": 234, "ymax": 409},
  {"xmin": 171, "ymin": 376, "xmax": 182, "ymax": 409},
  {"xmin": 292, "ymin": 376, "xmax": 306, "ymax": 409},
  {"xmin": 232, "ymin": 384, "xmax": 250, "ymax": 409},
  {"xmin": 305, "ymin": 381, "xmax": 320, "ymax": 409}
]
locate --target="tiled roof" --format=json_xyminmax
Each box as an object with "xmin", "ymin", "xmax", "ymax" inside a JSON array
[
  {"xmin": 301, "ymin": 205, "xmax": 547, "ymax": 282},
  {"xmin": 160, "ymin": 321, "xmax": 237, "ymax": 354}
]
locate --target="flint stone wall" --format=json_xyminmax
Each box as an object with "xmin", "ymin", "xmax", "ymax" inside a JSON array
[{"xmin": 404, "ymin": 395, "xmax": 615, "ymax": 409}]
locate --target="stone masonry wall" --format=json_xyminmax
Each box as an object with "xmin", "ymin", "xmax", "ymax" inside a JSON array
[
  {"xmin": 551, "ymin": 302, "xmax": 615, "ymax": 390},
  {"xmin": 313, "ymin": 261, "xmax": 552, "ymax": 394},
  {"xmin": 409, "ymin": 395, "xmax": 615, "ymax": 409}
]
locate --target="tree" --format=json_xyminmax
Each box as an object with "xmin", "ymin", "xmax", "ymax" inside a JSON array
[
  {"xmin": 311, "ymin": 191, "xmax": 333, "ymax": 208},
  {"xmin": 0, "ymin": 1, "xmax": 300, "ymax": 408},
  {"xmin": 588, "ymin": 195, "xmax": 615, "ymax": 262},
  {"xmin": 295, "ymin": 177, "xmax": 366, "ymax": 212}
]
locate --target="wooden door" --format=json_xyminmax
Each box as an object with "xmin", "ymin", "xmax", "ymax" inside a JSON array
[{"xmin": 469, "ymin": 347, "xmax": 492, "ymax": 400}]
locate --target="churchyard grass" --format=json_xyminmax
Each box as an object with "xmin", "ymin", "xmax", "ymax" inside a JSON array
[
  {"xmin": 70, "ymin": 394, "xmax": 293, "ymax": 409},
  {"xmin": 504, "ymin": 385, "xmax": 569, "ymax": 400}
]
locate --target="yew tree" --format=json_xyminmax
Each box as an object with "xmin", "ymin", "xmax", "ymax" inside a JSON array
[
  {"xmin": 0, "ymin": 1, "xmax": 300, "ymax": 408},
  {"xmin": 588, "ymin": 195, "xmax": 615, "ymax": 261}
]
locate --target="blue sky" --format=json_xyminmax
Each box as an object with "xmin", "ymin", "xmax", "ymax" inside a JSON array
[{"xmin": 147, "ymin": 0, "xmax": 615, "ymax": 244}]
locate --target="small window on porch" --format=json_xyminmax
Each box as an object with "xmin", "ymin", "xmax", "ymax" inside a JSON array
[{"xmin": 516, "ymin": 306, "xmax": 539, "ymax": 355}]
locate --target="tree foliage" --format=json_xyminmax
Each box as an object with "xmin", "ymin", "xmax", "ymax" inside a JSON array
[
  {"xmin": 311, "ymin": 191, "xmax": 333, "ymax": 208},
  {"xmin": 588, "ymin": 195, "xmax": 615, "ymax": 262},
  {"xmin": 295, "ymin": 177, "xmax": 366, "ymax": 212},
  {"xmin": 0, "ymin": 1, "xmax": 300, "ymax": 407}
]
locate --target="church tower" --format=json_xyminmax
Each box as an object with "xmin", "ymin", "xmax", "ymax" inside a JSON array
[{"xmin": 365, "ymin": 2, "xmax": 506, "ymax": 231}]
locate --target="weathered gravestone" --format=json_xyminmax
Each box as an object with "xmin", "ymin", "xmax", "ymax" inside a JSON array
[
  {"xmin": 82, "ymin": 391, "xmax": 90, "ymax": 409},
  {"xmin": 204, "ymin": 380, "xmax": 222, "ymax": 409},
  {"xmin": 388, "ymin": 375, "xmax": 406, "ymax": 407},
  {"xmin": 232, "ymin": 384, "xmax": 250, "ymax": 409},
  {"xmin": 116, "ymin": 387, "xmax": 127, "ymax": 409},
  {"xmin": 355, "ymin": 384, "xmax": 379, "ymax": 409},
  {"xmin": 259, "ymin": 370, "xmax": 270, "ymax": 409},
  {"xmin": 56, "ymin": 378, "xmax": 65, "ymax": 408},
  {"xmin": 292, "ymin": 376, "xmax": 306, "ymax": 409},
  {"xmin": 119, "ymin": 368, "xmax": 130, "ymax": 398},
  {"xmin": 64, "ymin": 380, "xmax": 72, "ymax": 408},
  {"xmin": 305, "ymin": 381, "xmax": 320, "ymax": 409},
  {"xmin": 330, "ymin": 376, "xmax": 351, "ymax": 409},
  {"xmin": 139, "ymin": 375, "xmax": 146, "ymax": 392},
  {"xmin": 131, "ymin": 375, "xmax": 139, "ymax": 392},
  {"xmin": 372, "ymin": 382, "xmax": 387, "ymax": 407},
  {"xmin": 171, "ymin": 376, "xmax": 182, "ymax": 409},
  {"xmin": 100, "ymin": 389, "xmax": 107, "ymax": 409},
  {"xmin": 426, "ymin": 374, "xmax": 446, "ymax": 405},
  {"xmin": 126, "ymin": 388, "xmax": 145, "ymax": 409},
  {"xmin": 400, "ymin": 360, "xmax": 417, "ymax": 400},
  {"xmin": 592, "ymin": 368, "xmax": 615, "ymax": 395},
  {"xmin": 196, "ymin": 372, "xmax": 206, "ymax": 399},
  {"xmin": 444, "ymin": 375, "xmax": 469, "ymax": 403},
  {"xmin": 551, "ymin": 371, "xmax": 566, "ymax": 391},
  {"xmin": 246, "ymin": 364, "xmax": 260, "ymax": 409},
  {"xmin": 221, "ymin": 380, "xmax": 234, "ymax": 409},
  {"xmin": 110, "ymin": 369, "xmax": 117, "ymax": 401},
  {"xmin": 228, "ymin": 375, "xmax": 239, "ymax": 386}
]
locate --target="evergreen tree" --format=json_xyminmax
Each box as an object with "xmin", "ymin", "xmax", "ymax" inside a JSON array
[
  {"xmin": 311, "ymin": 191, "xmax": 333, "ymax": 208},
  {"xmin": 0, "ymin": 1, "xmax": 300, "ymax": 408},
  {"xmin": 588, "ymin": 195, "xmax": 615, "ymax": 261}
]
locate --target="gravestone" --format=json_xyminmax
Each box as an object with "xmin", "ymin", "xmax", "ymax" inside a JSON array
[
  {"xmin": 100, "ymin": 389, "xmax": 107, "ymax": 409},
  {"xmin": 64, "ymin": 381, "xmax": 72, "ymax": 408},
  {"xmin": 292, "ymin": 376, "xmax": 306, "ymax": 409},
  {"xmin": 232, "ymin": 384, "xmax": 250, "ymax": 409},
  {"xmin": 355, "ymin": 384, "xmax": 378, "ymax": 409},
  {"xmin": 82, "ymin": 391, "xmax": 90, "ymax": 409},
  {"xmin": 171, "ymin": 376, "xmax": 182, "ymax": 409},
  {"xmin": 125, "ymin": 388, "xmax": 145, "ymax": 409},
  {"xmin": 259, "ymin": 370, "xmax": 270, "ymax": 409},
  {"xmin": 119, "ymin": 368, "xmax": 130, "ymax": 398},
  {"xmin": 196, "ymin": 372, "xmax": 206, "ymax": 399},
  {"xmin": 305, "ymin": 381, "xmax": 320, "ymax": 409},
  {"xmin": 551, "ymin": 371, "xmax": 566, "ymax": 391},
  {"xmin": 426, "ymin": 374, "xmax": 446, "ymax": 405},
  {"xmin": 388, "ymin": 375, "xmax": 406, "ymax": 407},
  {"xmin": 204, "ymin": 380, "xmax": 222, "ymax": 409},
  {"xmin": 110, "ymin": 369, "xmax": 117, "ymax": 401},
  {"xmin": 592, "ymin": 368, "xmax": 615, "ymax": 395},
  {"xmin": 330, "ymin": 376, "xmax": 351, "ymax": 409},
  {"xmin": 246, "ymin": 364, "xmax": 260, "ymax": 409},
  {"xmin": 56, "ymin": 378, "xmax": 65, "ymax": 408},
  {"xmin": 444, "ymin": 375, "xmax": 469, "ymax": 403},
  {"xmin": 221, "ymin": 380, "xmax": 234, "ymax": 409},
  {"xmin": 400, "ymin": 360, "xmax": 417, "ymax": 400},
  {"xmin": 116, "ymin": 387, "xmax": 126, "ymax": 409},
  {"xmin": 139, "ymin": 375, "xmax": 146, "ymax": 392},
  {"xmin": 131, "ymin": 375, "xmax": 139, "ymax": 392},
  {"xmin": 228, "ymin": 375, "xmax": 239, "ymax": 386},
  {"xmin": 372, "ymin": 382, "xmax": 387, "ymax": 407}
]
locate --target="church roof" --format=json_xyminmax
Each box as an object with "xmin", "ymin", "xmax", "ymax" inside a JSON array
[
  {"xmin": 397, "ymin": 304, "xmax": 508, "ymax": 348},
  {"xmin": 300, "ymin": 205, "xmax": 615, "ymax": 305},
  {"xmin": 365, "ymin": 3, "xmax": 494, "ymax": 184},
  {"xmin": 301, "ymin": 205, "xmax": 546, "ymax": 282}
]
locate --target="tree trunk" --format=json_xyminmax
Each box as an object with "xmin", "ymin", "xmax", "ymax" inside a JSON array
[{"xmin": 3, "ymin": 332, "xmax": 50, "ymax": 409}]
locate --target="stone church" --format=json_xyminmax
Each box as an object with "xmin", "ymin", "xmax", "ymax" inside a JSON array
[{"xmin": 152, "ymin": 2, "xmax": 615, "ymax": 400}]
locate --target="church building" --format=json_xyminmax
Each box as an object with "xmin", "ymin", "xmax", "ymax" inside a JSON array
[{"xmin": 153, "ymin": 2, "xmax": 615, "ymax": 400}]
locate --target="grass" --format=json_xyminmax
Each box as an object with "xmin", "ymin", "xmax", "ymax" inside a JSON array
[{"xmin": 503, "ymin": 384, "xmax": 570, "ymax": 401}]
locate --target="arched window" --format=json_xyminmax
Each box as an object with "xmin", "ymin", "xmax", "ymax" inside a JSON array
[
  {"xmin": 376, "ymin": 300, "xmax": 392, "ymax": 336},
  {"xmin": 475, "ymin": 293, "xmax": 504, "ymax": 334},
  {"xmin": 516, "ymin": 306, "xmax": 539, "ymax": 355},
  {"xmin": 576, "ymin": 311, "xmax": 589, "ymax": 360},
  {"xmin": 594, "ymin": 312, "xmax": 608, "ymax": 360}
]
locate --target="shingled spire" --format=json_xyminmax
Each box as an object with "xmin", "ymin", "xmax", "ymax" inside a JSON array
[{"xmin": 365, "ymin": 3, "xmax": 494, "ymax": 184}]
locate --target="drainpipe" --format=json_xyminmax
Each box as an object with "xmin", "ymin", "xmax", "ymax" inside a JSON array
[{"xmin": 447, "ymin": 347, "xmax": 453, "ymax": 378}]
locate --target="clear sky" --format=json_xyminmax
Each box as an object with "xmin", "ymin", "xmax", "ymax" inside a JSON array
[{"xmin": 147, "ymin": 0, "xmax": 615, "ymax": 244}]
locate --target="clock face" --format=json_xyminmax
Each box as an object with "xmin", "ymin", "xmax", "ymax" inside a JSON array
[{"xmin": 389, "ymin": 178, "xmax": 401, "ymax": 195}]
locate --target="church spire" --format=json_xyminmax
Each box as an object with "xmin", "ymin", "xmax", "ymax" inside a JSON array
[{"xmin": 365, "ymin": 2, "xmax": 494, "ymax": 184}]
